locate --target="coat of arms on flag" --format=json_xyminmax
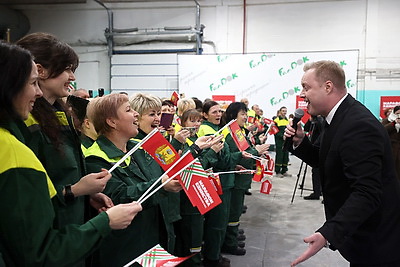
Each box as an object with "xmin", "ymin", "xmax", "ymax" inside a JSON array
[
  {"xmin": 123, "ymin": 244, "xmax": 194, "ymax": 267},
  {"xmin": 170, "ymin": 91, "xmax": 179, "ymax": 106},
  {"xmin": 228, "ymin": 120, "xmax": 249, "ymax": 151},
  {"xmin": 253, "ymin": 160, "xmax": 264, "ymax": 182},
  {"xmin": 180, "ymin": 159, "xmax": 222, "ymax": 214},
  {"xmin": 141, "ymin": 131, "xmax": 179, "ymax": 171}
]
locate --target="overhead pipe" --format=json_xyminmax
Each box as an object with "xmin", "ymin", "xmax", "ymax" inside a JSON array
[
  {"xmin": 94, "ymin": 0, "xmax": 114, "ymax": 57},
  {"xmin": 194, "ymin": 0, "xmax": 202, "ymax": 54},
  {"xmin": 94, "ymin": 0, "xmax": 113, "ymax": 92},
  {"xmin": 113, "ymin": 48, "xmax": 198, "ymax": 54},
  {"xmin": 242, "ymin": 0, "xmax": 247, "ymax": 54}
]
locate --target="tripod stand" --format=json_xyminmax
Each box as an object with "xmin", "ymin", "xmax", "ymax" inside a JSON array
[
  {"xmin": 290, "ymin": 118, "xmax": 320, "ymax": 204},
  {"xmin": 290, "ymin": 160, "xmax": 312, "ymax": 204}
]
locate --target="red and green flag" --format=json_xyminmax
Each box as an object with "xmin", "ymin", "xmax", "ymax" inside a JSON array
[
  {"xmin": 180, "ymin": 159, "xmax": 222, "ymax": 214},
  {"xmin": 124, "ymin": 244, "xmax": 194, "ymax": 267}
]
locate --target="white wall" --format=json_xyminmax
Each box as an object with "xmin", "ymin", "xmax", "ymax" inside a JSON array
[{"xmin": 10, "ymin": 0, "xmax": 400, "ymax": 97}]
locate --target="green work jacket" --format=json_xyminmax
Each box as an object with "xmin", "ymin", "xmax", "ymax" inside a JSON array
[
  {"xmin": 225, "ymin": 130, "xmax": 259, "ymax": 190},
  {"xmin": 85, "ymin": 135, "xmax": 167, "ymax": 266},
  {"xmin": 24, "ymin": 101, "xmax": 86, "ymax": 229},
  {"xmin": 0, "ymin": 120, "xmax": 110, "ymax": 267},
  {"xmin": 197, "ymin": 121, "xmax": 242, "ymax": 189}
]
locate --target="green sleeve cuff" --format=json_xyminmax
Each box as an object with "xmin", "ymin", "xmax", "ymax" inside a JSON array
[{"xmin": 89, "ymin": 211, "xmax": 112, "ymax": 238}]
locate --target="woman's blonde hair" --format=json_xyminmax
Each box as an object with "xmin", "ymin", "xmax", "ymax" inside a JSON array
[
  {"xmin": 129, "ymin": 93, "xmax": 162, "ymax": 117},
  {"xmin": 177, "ymin": 98, "xmax": 196, "ymax": 117}
]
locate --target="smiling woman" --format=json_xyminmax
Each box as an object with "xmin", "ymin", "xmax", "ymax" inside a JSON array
[
  {"xmin": 15, "ymin": 33, "xmax": 124, "ymax": 267},
  {"xmin": 0, "ymin": 42, "xmax": 142, "ymax": 266}
]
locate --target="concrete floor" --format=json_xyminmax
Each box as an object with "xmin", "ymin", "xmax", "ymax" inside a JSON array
[{"xmin": 225, "ymin": 153, "xmax": 349, "ymax": 267}]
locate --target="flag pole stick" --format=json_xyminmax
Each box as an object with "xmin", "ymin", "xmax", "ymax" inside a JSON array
[
  {"xmin": 250, "ymin": 155, "xmax": 265, "ymax": 161},
  {"xmin": 213, "ymin": 169, "xmax": 256, "ymax": 175},
  {"xmin": 213, "ymin": 119, "xmax": 236, "ymax": 136},
  {"xmin": 108, "ymin": 128, "xmax": 158, "ymax": 173},
  {"xmin": 138, "ymin": 157, "xmax": 197, "ymax": 205},
  {"xmin": 137, "ymin": 150, "xmax": 192, "ymax": 203}
]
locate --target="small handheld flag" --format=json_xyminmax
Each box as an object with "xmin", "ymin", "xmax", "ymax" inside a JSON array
[
  {"xmin": 180, "ymin": 159, "xmax": 222, "ymax": 214},
  {"xmin": 170, "ymin": 91, "xmax": 179, "ymax": 106},
  {"xmin": 123, "ymin": 244, "xmax": 194, "ymax": 267},
  {"xmin": 260, "ymin": 179, "xmax": 272, "ymax": 195},
  {"xmin": 228, "ymin": 120, "xmax": 249, "ymax": 151}
]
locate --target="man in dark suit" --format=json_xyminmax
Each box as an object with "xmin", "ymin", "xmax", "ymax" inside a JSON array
[{"xmin": 286, "ymin": 60, "xmax": 400, "ymax": 266}]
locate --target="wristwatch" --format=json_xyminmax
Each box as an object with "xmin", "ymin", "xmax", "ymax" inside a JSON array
[{"xmin": 64, "ymin": 184, "xmax": 75, "ymax": 203}]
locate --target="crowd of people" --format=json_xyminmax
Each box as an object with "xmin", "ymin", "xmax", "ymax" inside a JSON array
[
  {"xmin": 0, "ymin": 33, "xmax": 273, "ymax": 267},
  {"xmin": 2, "ymin": 32, "xmax": 400, "ymax": 267}
]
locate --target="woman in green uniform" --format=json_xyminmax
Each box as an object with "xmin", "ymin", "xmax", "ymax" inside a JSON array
[
  {"xmin": 221, "ymin": 102, "xmax": 269, "ymax": 255},
  {"xmin": 0, "ymin": 42, "xmax": 141, "ymax": 267},
  {"xmin": 16, "ymin": 32, "xmax": 113, "ymax": 234},
  {"xmin": 171, "ymin": 109, "xmax": 224, "ymax": 266},
  {"xmin": 197, "ymin": 101, "xmax": 245, "ymax": 267},
  {"xmin": 84, "ymin": 93, "xmax": 182, "ymax": 266},
  {"xmin": 129, "ymin": 93, "xmax": 183, "ymax": 254}
]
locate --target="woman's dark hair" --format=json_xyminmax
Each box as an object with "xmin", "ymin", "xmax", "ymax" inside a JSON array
[
  {"xmin": 221, "ymin": 102, "xmax": 248, "ymax": 127},
  {"xmin": 0, "ymin": 42, "xmax": 33, "ymax": 122},
  {"xmin": 201, "ymin": 100, "xmax": 219, "ymax": 122},
  {"xmin": 192, "ymin": 97, "xmax": 203, "ymax": 112},
  {"xmin": 16, "ymin": 33, "xmax": 78, "ymax": 150},
  {"xmin": 162, "ymin": 99, "xmax": 174, "ymax": 107},
  {"xmin": 181, "ymin": 109, "xmax": 202, "ymax": 127},
  {"xmin": 16, "ymin": 32, "xmax": 79, "ymax": 78},
  {"xmin": 202, "ymin": 100, "xmax": 219, "ymax": 115},
  {"xmin": 394, "ymin": 106, "xmax": 400, "ymax": 113}
]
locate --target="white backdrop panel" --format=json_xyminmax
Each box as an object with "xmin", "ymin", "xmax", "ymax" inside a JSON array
[{"xmin": 178, "ymin": 50, "xmax": 359, "ymax": 119}]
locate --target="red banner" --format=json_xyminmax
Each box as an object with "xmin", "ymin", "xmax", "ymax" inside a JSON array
[
  {"xmin": 380, "ymin": 96, "xmax": 400, "ymax": 119},
  {"xmin": 296, "ymin": 95, "xmax": 311, "ymax": 124}
]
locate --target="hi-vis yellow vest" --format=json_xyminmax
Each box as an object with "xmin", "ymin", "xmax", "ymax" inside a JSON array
[
  {"xmin": 0, "ymin": 127, "xmax": 57, "ymax": 198},
  {"xmin": 197, "ymin": 124, "xmax": 226, "ymax": 141},
  {"xmin": 274, "ymin": 116, "xmax": 289, "ymax": 127},
  {"xmin": 84, "ymin": 141, "xmax": 131, "ymax": 167}
]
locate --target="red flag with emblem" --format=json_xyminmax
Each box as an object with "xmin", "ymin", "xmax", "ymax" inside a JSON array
[
  {"xmin": 140, "ymin": 131, "xmax": 180, "ymax": 174},
  {"xmin": 253, "ymin": 160, "xmax": 264, "ymax": 182},
  {"xmin": 228, "ymin": 120, "xmax": 249, "ymax": 151},
  {"xmin": 170, "ymin": 91, "xmax": 179, "ymax": 106}
]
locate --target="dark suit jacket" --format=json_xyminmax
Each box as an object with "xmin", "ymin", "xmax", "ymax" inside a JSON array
[{"xmin": 292, "ymin": 95, "xmax": 400, "ymax": 264}]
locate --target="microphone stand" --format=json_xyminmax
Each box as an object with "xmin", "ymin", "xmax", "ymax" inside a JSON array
[{"xmin": 290, "ymin": 119, "xmax": 317, "ymax": 204}]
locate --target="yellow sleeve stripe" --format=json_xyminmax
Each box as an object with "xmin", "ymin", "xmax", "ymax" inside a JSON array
[{"xmin": 0, "ymin": 128, "xmax": 57, "ymax": 198}]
